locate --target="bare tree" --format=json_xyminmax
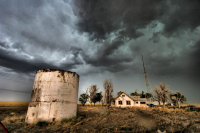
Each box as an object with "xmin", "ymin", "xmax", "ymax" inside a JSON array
[
  {"xmin": 154, "ymin": 86, "xmax": 161, "ymax": 106},
  {"xmin": 88, "ymin": 85, "xmax": 98, "ymax": 105},
  {"xmin": 104, "ymin": 79, "xmax": 113, "ymax": 107},
  {"xmin": 154, "ymin": 82, "xmax": 170, "ymax": 108}
]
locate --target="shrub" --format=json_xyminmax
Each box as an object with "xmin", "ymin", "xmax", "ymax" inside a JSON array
[
  {"xmin": 61, "ymin": 116, "xmax": 77, "ymax": 124},
  {"xmin": 36, "ymin": 120, "xmax": 49, "ymax": 127}
]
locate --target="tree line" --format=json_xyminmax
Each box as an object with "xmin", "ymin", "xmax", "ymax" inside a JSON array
[
  {"xmin": 79, "ymin": 79, "xmax": 114, "ymax": 107},
  {"xmin": 79, "ymin": 80, "xmax": 187, "ymax": 108},
  {"xmin": 153, "ymin": 82, "xmax": 187, "ymax": 108},
  {"xmin": 129, "ymin": 82, "xmax": 187, "ymax": 108}
]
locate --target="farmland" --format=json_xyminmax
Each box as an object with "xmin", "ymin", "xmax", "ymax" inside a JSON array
[
  {"xmin": 0, "ymin": 101, "xmax": 29, "ymax": 107},
  {"xmin": 0, "ymin": 104, "xmax": 200, "ymax": 133}
]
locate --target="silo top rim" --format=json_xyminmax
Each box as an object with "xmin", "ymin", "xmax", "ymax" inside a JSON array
[{"xmin": 36, "ymin": 69, "xmax": 79, "ymax": 77}]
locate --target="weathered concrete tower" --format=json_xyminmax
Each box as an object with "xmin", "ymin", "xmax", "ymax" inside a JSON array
[{"xmin": 25, "ymin": 69, "xmax": 79, "ymax": 124}]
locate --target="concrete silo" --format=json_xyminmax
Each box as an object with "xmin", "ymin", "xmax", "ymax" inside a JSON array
[{"xmin": 25, "ymin": 69, "xmax": 79, "ymax": 124}]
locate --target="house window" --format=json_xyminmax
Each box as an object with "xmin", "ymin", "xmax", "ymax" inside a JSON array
[
  {"xmin": 32, "ymin": 113, "xmax": 35, "ymax": 116},
  {"xmin": 136, "ymin": 102, "xmax": 138, "ymax": 104},
  {"xmin": 126, "ymin": 101, "xmax": 131, "ymax": 105},
  {"xmin": 118, "ymin": 101, "xmax": 122, "ymax": 105},
  {"xmin": 122, "ymin": 95, "xmax": 125, "ymax": 97},
  {"xmin": 141, "ymin": 102, "xmax": 146, "ymax": 104}
]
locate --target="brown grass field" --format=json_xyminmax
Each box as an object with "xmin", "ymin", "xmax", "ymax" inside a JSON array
[
  {"xmin": 0, "ymin": 103, "xmax": 200, "ymax": 133},
  {"xmin": 0, "ymin": 101, "xmax": 29, "ymax": 107}
]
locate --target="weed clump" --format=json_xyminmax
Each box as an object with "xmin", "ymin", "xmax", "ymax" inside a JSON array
[
  {"xmin": 36, "ymin": 120, "xmax": 49, "ymax": 127},
  {"xmin": 61, "ymin": 116, "xmax": 77, "ymax": 124}
]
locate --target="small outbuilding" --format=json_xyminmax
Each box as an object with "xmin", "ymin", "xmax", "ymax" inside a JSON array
[{"xmin": 115, "ymin": 92, "xmax": 147, "ymax": 107}]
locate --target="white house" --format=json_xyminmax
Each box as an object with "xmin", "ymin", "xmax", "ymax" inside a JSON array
[{"xmin": 115, "ymin": 92, "xmax": 147, "ymax": 107}]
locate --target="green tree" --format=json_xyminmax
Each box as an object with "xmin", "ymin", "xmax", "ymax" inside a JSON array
[
  {"xmin": 170, "ymin": 92, "xmax": 187, "ymax": 108},
  {"xmin": 117, "ymin": 91, "xmax": 124, "ymax": 97},
  {"xmin": 141, "ymin": 91, "xmax": 145, "ymax": 98},
  {"xmin": 91, "ymin": 92, "xmax": 103, "ymax": 106},
  {"xmin": 145, "ymin": 92, "xmax": 153, "ymax": 99},
  {"xmin": 88, "ymin": 85, "xmax": 99, "ymax": 105},
  {"xmin": 130, "ymin": 90, "xmax": 139, "ymax": 96},
  {"xmin": 130, "ymin": 90, "xmax": 152, "ymax": 98},
  {"xmin": 89, "ymin": 85, "xmax": 98, "ymax": 105},
  {"xmin": 79, "ymin": 93, "xmax": 89, "ymax": 106}
]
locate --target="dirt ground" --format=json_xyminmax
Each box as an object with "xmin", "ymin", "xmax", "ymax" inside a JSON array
[{"xmin": 0, "ymin": 106, "xmax": 200, "ymax": 133}]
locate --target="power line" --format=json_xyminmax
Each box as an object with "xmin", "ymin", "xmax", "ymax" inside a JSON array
[{"xmin": 0, "ymin": 88, "xmax": 31, "ymax": 93}]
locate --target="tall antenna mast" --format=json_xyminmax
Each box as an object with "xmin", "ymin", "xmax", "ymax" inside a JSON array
[{"xmin": 141, "ymin": 55, "xmax": 152, "ymax": 100}]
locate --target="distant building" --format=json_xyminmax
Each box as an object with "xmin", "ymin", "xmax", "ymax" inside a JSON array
[{"xmin": 115, "ymin": 92, "xmax": 147, "ymax": 107}]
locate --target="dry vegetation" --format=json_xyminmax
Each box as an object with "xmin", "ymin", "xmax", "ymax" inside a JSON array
[
  {"xmin": 0, "ymin": 105, "xmax": 200, "ymax": 133},
  {"xmin": 0, "ymin": 101, "xmax": 29, "ymax": 107}
]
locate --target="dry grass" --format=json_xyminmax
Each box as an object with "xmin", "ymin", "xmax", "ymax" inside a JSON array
[
  {"xmin": 77, "ymin": 102, "xmax": 102, "ymax": 106},
  {"xmin": 0, "ymin": 101, "xmax": 29, "ymax": 107},
  {"xmin": 0, "ymin": 105, "xmax": 200, "ymax": 133},
  {"xmin": 2, "ymin": 114, "xmax": 25, "ymax": 124}
]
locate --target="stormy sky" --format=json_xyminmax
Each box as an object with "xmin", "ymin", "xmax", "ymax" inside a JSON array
[{"xmin": 0, "ymin": 0, "xmax": 199, "ymax": 104}]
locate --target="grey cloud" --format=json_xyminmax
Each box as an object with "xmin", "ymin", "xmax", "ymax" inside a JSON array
[
  {"xmin": 160, "ymin": 0, "xmax": 200, "ymax": 36},
  {"xmin": 0, "ymin": 0, "xmax": 85, "ymax": 74},
  {"xmin": 0, "ymin": 0, "xmax": 200, "ymax": 104},
  {"xmin": 0, "ymin": 41, "xmax": 82, "ymax": 74},
  {"xmin": 73, "ymin": 0, "xmax": 164, "ymax": 40},
  {"xmin": 73, "ymin": 0, "xmax": 200, "ymax": 39},
  {"xmin": 149, "ymin": 32, "xmax": 161, "ymax": 43},
  {"xmin": 1, "ymin": 0, "xmax": 199, "ymax": 76},
  {"xmin": 0, "ymin": 0, "xmax": 77, "ymax": 51},
  {"xmin": 0, "ymin": 0, "xmax": 199, "ymax": 76},
  {"xmin": 82, "ymin": 39, "xmax": 132, "ymax": 71},
  {"xmin": 0, "ymin": 41, "xmax": 10, "ymax": 49},
  {"xmin": 190, "ymin": 40, "xmax": 200, "ymax": 77},
  {"xmin": 0, "ymin": 48, "xmax": 57, "ymax": 73}
]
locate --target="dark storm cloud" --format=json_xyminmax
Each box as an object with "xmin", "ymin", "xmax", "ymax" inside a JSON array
[
  {"xmin": 74, "ymin": 0, "xmax": 164, "ymax": 40},
  {"xmin": 0, "ymin": 46, "xmax": 56, "ymax": 73},
  {"xmin": 160, "ymin": 0, "xmax": 200, "ymax": 36},
  {"xmin": 85, "ymin": 40, "xmax": 124, "ymax": 64},
  {"xmin": 0, "ymin": 0, "xmax": 79, "ymax": 51},
  {"xmin": 0, "ymin": 0, "xmax": 200, "ymax": 103},
  {"xmin": 149, "ymin": 32, "xmax": 161, "ymax": 43},
  {"xmin": 74, "ymin": 0, "xmax": 200, "ymax": 37},
  {"xmin": 71, "ymin": 0, "xmax": 200, "ymax": 77},
  {"xmin": 190, "ymin": 40, "xmax": 200, "ymax": 77},
  {"xmin": 0, "ymin": 0, "xmax": 85, "ymax": 74},
  {"xmin": 0, "ymin": 0, "xmax": 200, "ymax": 76},
  {"xmin": 0, "ymin": 40, "xmax": 84, "ymax": 74}
]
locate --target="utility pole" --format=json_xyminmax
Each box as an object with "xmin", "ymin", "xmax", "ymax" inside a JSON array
[{"xmin": 141, "ymin": 55, "xmax": 152, "ymax": 104}]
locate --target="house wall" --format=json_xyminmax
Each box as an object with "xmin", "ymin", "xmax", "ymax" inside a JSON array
[
  {"xmin": 115, "ymin": 93, "xmax": 148, "ymax": 107},
  {"xmin": 25, "ymin": 69, "xmax": 79, "ymax": 124},
  {"xmin": 115, "ymin": 94, "xmax": 136, "ymax": 107},
  {"xmin": 134, "ymin": 101, "xmax": 141, "ymax": 107}
]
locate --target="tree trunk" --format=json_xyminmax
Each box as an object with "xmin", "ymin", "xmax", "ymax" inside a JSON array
[
  {"xmin": 178, "ymin": 100, "xmax": 180, "ymax": 108},
  {"xmin": 163, "ymin": 102, "xmax": 165, "ymax": 109}
]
